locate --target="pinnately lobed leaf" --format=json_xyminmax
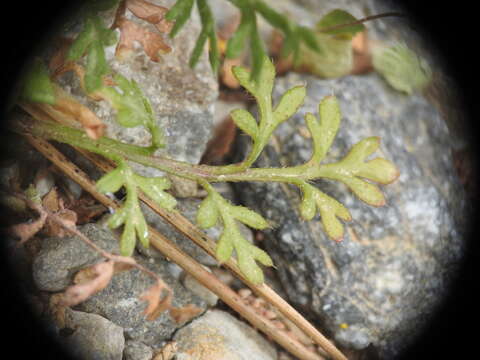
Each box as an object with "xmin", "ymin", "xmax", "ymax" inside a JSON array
[
  {"xmin": 273, "ymin": 86, "xmax": 306, "ymax": 125},
  {"xmin": 196, "ymin": 195, "xmax": 219, "ymax": 229},
  {"xmin": 230, "ymin": 109, "xmax": 258, "ymax": 139},
  {"xmin": 216, "ymin": 230, "xmax": 235, "ymax": 263},
  {"xmin": 230, "ymin": 206, "xmax": 269, "ymax": 230},
  {"xmin": 306, "ymin": 95, "xmax": 341, "ymax": 162},
  {"xmin": 96, "ymin": 167, "xmax": 124, "ymax": 193}
]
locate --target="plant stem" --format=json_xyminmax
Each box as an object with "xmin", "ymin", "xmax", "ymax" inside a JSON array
[{"xmin": 16, "ymin": 118, "xmax": 347, "ymax": 185}]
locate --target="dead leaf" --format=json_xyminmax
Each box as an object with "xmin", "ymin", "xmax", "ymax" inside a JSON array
[
  {"xmin": 50, "ymin": 85, "xmax": 106, "ymax": 139},
  {"xmin": 221, "ymin": 58, "xmax": 243, "ymax": 89},
  {"xmin": 40, "ymin": 188, "xmax": 78, "ymax": 237},
  {"xmin": 61, "ymin": 260, "xmax": 115, "ymax": 306},
  {"xmin": 139, "ymin": 279, "xmax": 173, "ymax": 321},
  {"xmin": 42, "ymin": 187, "xmax": 61, "ymax": 212},
  {"xmin": 43, "ymin": 208, "xmax": 78, "ymax": 237},
  {"xmin": 126, "ymin": 0, "xmax": 173, "ymax": 33},
  {"xmin": 169, "ymin": 304, "xmax": 203, "ymax": 324},
  {"xmin": 351, "ymin": 31, "xmax": 373, "ymax": 75},
  {"xmin": 8, "ymin": 200, "xmax": 47, "ymax": 244},
  {"xmin": 115, "ymin": 17, "xmax": 171, "ymax": 62},
  {"xmin": 49, "ymin": 293, "xmax": 68, "ymax": 329}
]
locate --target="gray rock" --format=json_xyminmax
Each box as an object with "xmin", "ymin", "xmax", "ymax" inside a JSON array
[
  {"xmin": 32, "ymin": 224, "xmax": 119, "ymax": 292},
  {"xmin": 78, "ymin": 252, "xmax": 207, "ymax": 347},
  {"xmin": 234, "ymin": 72, "xmax": 468, "ymax": 358},
  {"xmin": 182, "ymin": 268, "xmax": 219, "ymax": 307},
  {"xmin": 123, "ymin": 340, "xmax": 154, "ymax": 360},
  {"xmin": 173, "ymin": 309, "xmax": 277, "ymax": 360},
  {"xmin": 63, "ymin": 308, "xmax": 125, "ymax": 360},
  {"xmin": 55, "ymin": 0, "xmax": 217, "ymax": 178},
  {"xmin": 32, "ymin": 223, "xmax": 207, "ymax": 347}
]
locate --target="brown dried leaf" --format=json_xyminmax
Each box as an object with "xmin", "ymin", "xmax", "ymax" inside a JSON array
[
  {"xmin": 126, "ymin": 0, "xmax": 173, "ymax": 33},
  {"xmin": 43, "ymin": 202, "xmax": 78, "ymax": 238},
  {"xmin": 8, "ymin": 211, "xmax": 47, "ymax": 244},
  {"xmin": 52, "ymin": 85, "xmax": 106, "ymax": 139},
  {"xmin": 8, "ymin": 201, "xmax": 47, "ymax": 244},
  {"xmin": 351, "ymin": 31, "xmax": 373, "ymax": 75},
  {"xmin": 169, "ymin": 304, "xmax": 203, "ymax": 324},
  {"xmin": 115, "ymin": 17, "xmax": 171, "ymax": 62},
  {"xmin": 61, "ymin": 260, "xmax": 115, "ymax": 307},
  {"xmin": 42, "ymin": 187, "xmax": 60, "ymax": 212},
  {"xmin": 221, "ymin": 57, "xmax": 243, "ymax": 89},
  {"xmin": 49, "ymin": 293, "xmax": 67, "ymax": 329},
  {"xmin": 140, "ymin": 279, "xmax": 173, "ymax": 321}
]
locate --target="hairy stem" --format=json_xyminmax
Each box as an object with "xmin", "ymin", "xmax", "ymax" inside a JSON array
[{"xmin": 15, "ymin": 118, "xmax": 346, "ymax": 185}]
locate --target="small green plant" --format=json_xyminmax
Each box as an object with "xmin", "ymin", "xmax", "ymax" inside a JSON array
[
  {"xmin": 18, "ymin": 54, "xmax": 399, "ymax": 284},
  {"xmin": 16, "ymin": 0, "xmax": 401, "ymax": 285},
  {"xmin": 167, "ymin": 0, "xmax": 322, "ymax": 78}
]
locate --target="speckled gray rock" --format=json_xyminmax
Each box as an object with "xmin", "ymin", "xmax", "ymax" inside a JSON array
[
  {"xmin": 123, "ymin": 340, "xmax": 154, "ymax": 360},
  {"xmin": 234, "ymin": 72, "xmax": 467, "ymax": 358},
  {"xmin": 182, "ymin": 268, "xmax": 219, "ymax": 307},
  {"xmin": 32, "ymin": 223, "xmax": 207, "ymax": 347},
  {"xmin": 173, "ymin": 309, "xmax": 277, "ymax": 360},
  {"xmin": 63, "ymin": 308, "xmax": 125, "ymax": 360},
  {"xmin": 137, "ymin": 197, "xmax": 254, "ymax": 266},
  {"xmin": 55, "ymin": 0, "xmax": 217, "ymax": 177},
  {"xmin": 32, "ymin": 224, "xmax": 118, "ymax": 292},
  {"xmin": 77, "ymin": 252, "xmax": 207, "ymax": 347}
]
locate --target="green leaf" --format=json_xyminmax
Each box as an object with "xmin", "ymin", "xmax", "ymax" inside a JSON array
[
  {"xmin": 20, "ymin": 58, "xmax": 56, "ymax": 105},
  {"xmin": 313, "ymin": 188, "xmax": 351, "ymax": 241},
  {"xmin": 299, "ymin": 185, "xmax": 316, "ymax": 221},
  {"xmin": 225, "ymin": 14, "xmax": 252, "ymax": 58},
  {"xmin": 233, "ymin": 55, "xmax": 275, "ymax": 96},
  {"xmin": 273, "ymin": 85, "xmax": 306, "ymax": 125},
  {"xmin": 135, "ymin": 175, "xmax": 177, "ymax": 211},
  {"xmin": 250, "ymin": 246, "xmax": 273, "ymax": 267},
  {"xmin": 108, "ymin": 208, "xmax": 127, "ymax": 229},
  {"xmin": 67, "ymin": 14, "xmax": 117, "ymax": 93},
  {"xmin": 236, "ymin": 244, "xmax": 265, "ymax": 284},
  {"xmin": 357, "ymin": 158, "xmax": 399, "ymax": 184},
  {"xmin": 343, "ymin": 136, "xmax": 380, "ymax": 164},
  {"xmin": 99, "ymin": 74, "xmax": 164, "ymax": 149},
  {"xmin": 316, "ymin": 9, "xmax": 364, "ymax": 39},
  {"xmin": 253, "ymin": 0, "xmax": 290, "ymax": 32},
  {"xmin": 189, "ymin": 31, "xmax": 209, "ymax": 69},
  {"xmin": 197, "ymin": 195, "xmax": 219, "ymax": 229},
  {"xmin": 296, "ymin": 26, "xmax": 321, "ymax": 53},
  {"xmin": 372, "ymin": 43, "xmax": 432, "ymax": 94},
  {"xmin": 230, "ymin": 205, "xmax": 269, "ymax": 229},
  {"xmin": 166, "ymin": 0, "xmax": 194, "ymax": 38},
  {"xmin": 306, "ymin": 95, "xmax": 341, "ymax": 163},
  {"xmin": 120, "ymin": 220, "xmax": 136, "ymax": 256},
  {"xmin": 133, "ymin": 208, "xmax": 149, "ymax": 248},
  {"xmin": 216, "ymin": 230, "xmax": 234, "ymax": 263},
  {"xmin": 230, "ymin": 109, "xmax": 258, "ymax": 138},
  {"xmin": 340, "ymin": 176, "xmax": 386, "ymax": 206},
  {"xmin": 249, "ymin": 23, "xmax": 268, "ymax": 81},
  {"xmin": 96, "ymin": 167, "xmax": 124, "ymax": 193}
]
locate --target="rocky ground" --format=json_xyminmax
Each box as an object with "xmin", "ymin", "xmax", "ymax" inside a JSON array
[{"xmin": 1, "ymin": 0, "xmax": 472, "ymax": 359}]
